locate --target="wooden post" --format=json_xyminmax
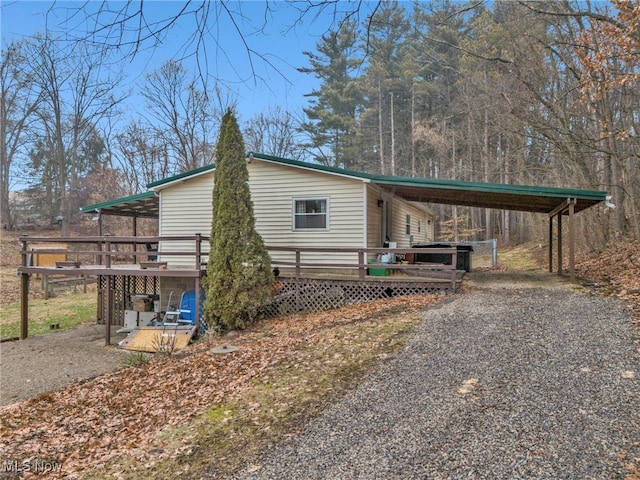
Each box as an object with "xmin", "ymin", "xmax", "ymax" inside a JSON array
[
  {"xmin": 568, "ymin": 199, "xmax": 576, "ymax": 283},
  {"xmin": 132, "ymin": 215, "xmax": 137, "ymax": 264},
  {"xmin": 21, "ymin": 273, "xmax": 30, "ymax": 339},
  {"xmin": 557, "ymin": 213, "xmax": 563, "ymax": 276},
  {"xmin": 358, "ymin": 249, "xmax": 365, "ymax": 280},
  {"xmin": 548, "ymin": 217, "xmax": 553, "ymax": 273},
  {"xmin": 105, "ymin": 276, "xmax": 112, "ymax": 346},
  {"xmin": 20, "ymin": 236, "xmax": 30, "ymax": 339},
  {"xmin": 295, "ymin": 249, "xmax": 301, "ymax": 278},
  {"xmin": 195, "ymin": 233, "xmax": 202, "ymax": 333},
  {"xmin": 105, "ymin": 239, "xmax": 112, "ymax": 345},
  {"xmin": 42, "ymin": 274, "xmax": 49, "ymax": 300},
  {"xmin": 105, "ymin": 239, "xmax": 112, "ymax": 269},
  {"xmin": 451, "ymin": 248, "xmax": 458, "ymax": 284}
]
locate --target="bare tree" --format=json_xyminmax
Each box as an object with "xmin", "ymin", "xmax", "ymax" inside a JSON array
[
  {"xmin": 0, "ymin": 40, "xmax": 41, "ymax": 229},
  {"xmin": 60, "ymin": 1, "xmax": 380, "ymax": 89},
  {"xmin": 116, "ymin": 121, "xmax": 172, "ymax": 193},
  {"xmin": 141, "ymin": 60, "xmax": 219, "ymax": 173},
  {"xmin": 24, "ymin": 34, "xmax": 124, "ymax": 235},
  {"xmin": 244, "ymin": 106, "xmax": 305, "ymax": 160}
]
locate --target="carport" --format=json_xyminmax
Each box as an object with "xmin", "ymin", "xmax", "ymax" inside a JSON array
[
  {"xmin": 80, "ymin": 169, "xmax": 607, "ymax": 283},
  {"xmin": 82, "ymin": 171, "xmax": 607, "ymax": 283},
  {"xmin": 370, "ymin": 174, "xmax": 607, "ymax": 283},
  {"xmin": 82, "ymin": 191, "xmax": 159, "ymax": 237}
]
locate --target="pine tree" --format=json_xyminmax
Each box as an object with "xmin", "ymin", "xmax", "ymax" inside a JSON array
[
  {"xmin": 299, "ymin": 19, "xmax": 364, "ymax": 169},
  {"xmin": 204, "ymin": 109, "xmax": 273, "ymax": 331}
]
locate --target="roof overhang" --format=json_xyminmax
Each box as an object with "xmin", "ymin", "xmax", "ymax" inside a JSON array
[
  {"xmin": 79, "ymin": 153, "xmax": 607, "ymax": 219},
  {"xmin": 147, "ymin": 164, "xmax": 215, "ymax": 191},
  {"xmin": 371, "ymin": 176, "xmax": 606, "ymax": 214},
  {"xmin": 80, "ymin": 191, "xmax": 159, "ymax": 218}
]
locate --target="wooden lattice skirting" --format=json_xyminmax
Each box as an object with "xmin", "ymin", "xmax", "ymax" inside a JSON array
[
  {"xmin": 262, "ymin": 277, "xmax": 456, "ymax": 317},
  {"xmin": 97, "ymin": 275, "xmax": 159, "ymax": 326}
]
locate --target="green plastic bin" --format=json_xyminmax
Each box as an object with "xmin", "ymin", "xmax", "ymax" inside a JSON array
[{"xmin": 367, "ymin": 261, "xmax": 389, "ymax": 276}]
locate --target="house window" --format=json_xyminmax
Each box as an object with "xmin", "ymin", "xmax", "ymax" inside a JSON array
[
  {"xmin": 406, "ymin": 214, "xmax": 411, "ymax": 235},
  {"xmin": 418, "ymin": 220, "xmax": 422, "ymax": 233},
  {"xmin": 293, "ymin": 198, "xmax": 328, "ymax": 230}
]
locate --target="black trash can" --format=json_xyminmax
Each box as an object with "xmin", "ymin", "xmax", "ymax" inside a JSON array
[{"xmin": 413, "ymin": 243, "xmax": 473, "ymax": 272}]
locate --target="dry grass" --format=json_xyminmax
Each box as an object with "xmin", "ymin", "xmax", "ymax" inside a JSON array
[{"xmin": 0, "ymin": 230, "xmax": 98, "ymax": 339}]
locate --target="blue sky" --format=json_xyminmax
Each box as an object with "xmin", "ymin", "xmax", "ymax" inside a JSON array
[{"xmin": 0, "ymin": 1, "xmax": 377, "ymax": 123}]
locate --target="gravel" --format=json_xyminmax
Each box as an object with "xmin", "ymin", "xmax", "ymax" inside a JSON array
[
  {"xmin": 0, "ymin": 324, "xmax": 129, "ymax": 405},
  {"xmin": 232, "ymin": 287, "xmax": 640, "ymax": 479}
]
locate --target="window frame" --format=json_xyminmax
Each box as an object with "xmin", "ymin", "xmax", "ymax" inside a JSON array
[{"xmin": 292, "ymin": 197, "xmax": 330, "ymax": 231}]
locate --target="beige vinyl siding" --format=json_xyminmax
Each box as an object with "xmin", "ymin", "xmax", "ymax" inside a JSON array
[
  {"xmin": 158, "ymin": 172, "xmax": 213, "ymax": 265},
  {"xmin": 157, "ymin": 159, "xmax": 367, "ymax": 269},
  {"xmin": 389, "ymin": 198, "xmax": 430, "ymax": 247},
  {"xmin": 366, "ymin": 184, "xmax": 383, "ymax": 250},
  {"xmin": 249, "ymin": 159, "xmax": 366, "ymax": 269}
]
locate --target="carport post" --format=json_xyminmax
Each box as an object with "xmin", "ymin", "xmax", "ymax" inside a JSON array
[
  {"xmin": 557, "ymin": 213, "xmax": 563, "ymax": 276},
  {"xmin": 569, "ymin": 198, "xmax": 576, "ymax": 283},
  {"xmin": 548, "ymin": 218, "xmax": 553, "ymax": 273}
]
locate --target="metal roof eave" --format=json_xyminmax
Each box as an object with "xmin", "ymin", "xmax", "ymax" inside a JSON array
[
  {"xmin": 372, "ymin": 176, "xmax": 606, "ymax": 214},
  {"xmin": 80, "ymin": 191, "xmax": 159, "ymax": 218},
  {"xmin": 146, "ymin": 164, "xmax": 215, "ymax": 191},
  {"xmin": 80, "ymin": 152, "xmax": 607, "ymax": 219},
  {"xmin": 248, "ymin": 152, "xmax": 372, "ymax": 183}
]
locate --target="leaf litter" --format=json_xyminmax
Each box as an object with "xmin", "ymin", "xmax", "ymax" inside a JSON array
[{"xmin": 0, "ymin": 295, "xmax": 441, "ymax": 478}]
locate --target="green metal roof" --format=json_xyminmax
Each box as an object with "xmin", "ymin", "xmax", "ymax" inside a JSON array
[
  {"xmin": 251, "ymin": 152, "xmax": 606, "ymax": 214},
  {"xmin": 80, "ymin": 191, "xmax": 158, "ymax": 218},
  {"xmin": 367, "ymin": 173, "xmax": 606, "ymax": 214},
  {"xmin": 147, "ymin": 164, "xmax": 215, "ymax": 189},
  {"xmin": 82, "ymin": 152, "xmax": 607, "ymax": 218},
  {"xmin": 248, "ymin": 152, "xmax": 372, "ymax": 181}
]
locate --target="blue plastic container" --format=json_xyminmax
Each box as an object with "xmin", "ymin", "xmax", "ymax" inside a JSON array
[{"xmin": 179, "ymin": 290, "xmax": 205, "ymax": 323}]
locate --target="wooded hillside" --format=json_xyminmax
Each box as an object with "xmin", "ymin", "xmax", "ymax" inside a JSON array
[{"xmin": 2, "ymin": 1, "xmax": 638, "ymax": 247}]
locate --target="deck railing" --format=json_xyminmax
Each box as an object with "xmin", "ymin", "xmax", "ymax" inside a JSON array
[{"xmin": 18, "ymin": 235, "xmax": 459, "ymax": 282}]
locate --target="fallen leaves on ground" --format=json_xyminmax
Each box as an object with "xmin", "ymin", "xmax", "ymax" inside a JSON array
[
  {"xmin": 576, "ymin": 238, "xmax": 640, "ymax": 320},
  {"xmin": 0, "ymin": 295, "xmax": 441, "ymax": 478}
]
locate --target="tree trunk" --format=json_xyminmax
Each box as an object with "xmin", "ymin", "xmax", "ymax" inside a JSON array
[{"xmin": 377, "ymin": 79, "xmax": 385, "ymax": 175}]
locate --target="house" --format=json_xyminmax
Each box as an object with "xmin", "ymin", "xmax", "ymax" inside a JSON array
[
  {"xmin": 147, "ymin": 152, "xmax": 435, "ymax": 269},
  {"xmin": 138, "ymin": 152, "xmax": 437, "ymax": 316},
  {"xmin": 17, "ymin": 152, "xmax": 607, "ymax": 342}
]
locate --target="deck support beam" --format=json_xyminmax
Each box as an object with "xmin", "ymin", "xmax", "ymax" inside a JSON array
[
  {"xmin": 105, "ymin": 276, "xmax": 112, "ymax": 346},
  {"xmin": 20, "ymin": 273, "xmax": 30, "ymax": 340},
  {"xmin": 20, "ymin": 236, "xmax": 30, "ymax": 339}
]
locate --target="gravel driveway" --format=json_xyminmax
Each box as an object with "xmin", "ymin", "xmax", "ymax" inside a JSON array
[
  {"xmin": 233, "ymin": 284, "xmax": 640, "ymax": 479},
  {"xmin": 0, "ymin": 324, "xmax": 129, "ymax": 405}
]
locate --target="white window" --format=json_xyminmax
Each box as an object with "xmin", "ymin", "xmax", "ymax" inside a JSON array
[{"xmin": 293, "ymin": 197, "xmax": 329, "ymax": 230}]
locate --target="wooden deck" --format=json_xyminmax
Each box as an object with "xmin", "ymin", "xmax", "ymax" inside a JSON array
[{"xmin": 17, "ymin": 235, "xmax": 462, "ymax": 343}]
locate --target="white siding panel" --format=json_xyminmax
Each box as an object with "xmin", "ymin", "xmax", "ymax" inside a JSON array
[
  {"xmin": 366, "ymin": 184, "xmax": 383, "ymax": 249},
  {"xmin": 248, "ymin": 159, "xmax": 366, "ymax": 267},
  {"xmin": 390, "ymin": 197, "xmax": 430, "ymax": 247},
  {"xmin": 159, "ymin": 172, "xmax": 214, "ymax": 265},
  {"xmin": 158, "ymin": 159, "xmax": 367, "ymax": 268}
]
